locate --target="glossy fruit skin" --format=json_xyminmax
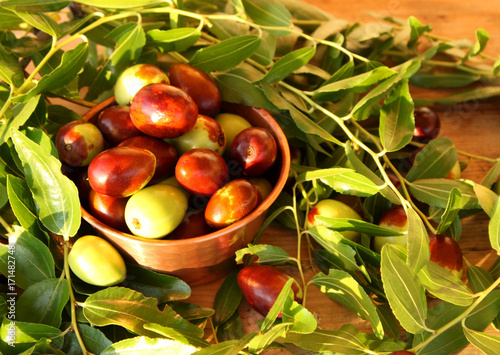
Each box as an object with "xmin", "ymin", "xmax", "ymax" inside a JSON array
[
  {"xmin": 215, "ymin": 113, "xmax": 252, "ymax": 151},
  {"xmin": 306, "ymin": 199, "xmax": 363, "ymax": 242},
  {"xmin": 413, "ymin": 106, "xmax": 440, "ymax": 143},
  {"xmin": 55, "ymin": 121, "xmax": 104, "ymax": 166},
  {"xmin": 97, "ymin": 105, "xmax": 143, "ymax": 146},
  {"xmin": 88, "ymin": 189, "xmax": 128, "ymax": 232},
  {"xmin": 88, "ymin": 146, "xmax": 156, "ymax": 198},
  {"xmin": 114, "ymin": 63, "xmax": 169, "ymax": 106},
  {"xmin": 170, "ymin": 114, "xmax": 226, "ymax": 155},
  {"xmin": 118, "ymin": 136, "xmax": 178, "ymax": 184},
  {"xmin": 167, "ymin": 63, "xmax": 221, "ymax": 116},
  {"xmin": 130, "ymin": 83, "xmax": 198, "ymax": 139},
  {"xmin": 125, "ymin": 184, "xmax": 188, "ymax": 239},
  {"xmin": 168, "ymin": 209, "xmax": 215, "ymax": 240},
  {"xmin": 429, "ymin": 234, "xmax": 464, "ymax": 278},
  {"xmin": 205, "ymin": 179, "xmax": 259, "ymax": 229},
  {"xmin": 175, "ymin": 148, "xmax": 229, "ymax": 197},
  {"xmin": 237, "ymin": 265, "xmax": 302, "ymax": 317},
  {"xmin": 230, "ymin": 127, "xmax": 278, "ymax": 176},
  {"xmin": 372, "ymin": 206, "xmax": 408, "ymax": 254},
  {"xmin": 68, "ymin": 235, "xmax": 126, "ymax": 286},
  {"xmin": 388, "ymin": 351, "xmax": 415, "ymax": 355},
  {"xmin": 248, "ymin": 177, "xmax": 273, "ymax": 203}
]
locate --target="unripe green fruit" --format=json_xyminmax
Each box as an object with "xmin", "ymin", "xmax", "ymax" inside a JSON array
[
  {"xmin": 68, "ymin": 235, "xmax": 126, "ymax": 286},
  {"xmin": 125, "ymin": 184, "xmax": 188, "ymax": 238},
  {"xmin": 306, "ymin": 199, "xmax": 363, "ymax": 242},
  {"xmin": 114, "ymin": 63, "xmax": 169, "ymax": 106},
  {"xmin": 215, "ymin": 113, "xmax": 252, "ymax": 149}
]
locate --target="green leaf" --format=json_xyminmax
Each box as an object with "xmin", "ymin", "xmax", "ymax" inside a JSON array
[
  {"xmin": 213, "ymin": 270, "xmax": 242, "ymax": 326},
  {"xmin": 0, "ymin": 7, "xmax": 23, "ymax": 29},
  {"xmin": 15, "ymin": 42, "xmax": 88, "ymax": 102},
  {"xmin": 247, "ymin": 322, "xmax": 289, "ymax": 353},
  {"xmin": 436, "ymin": 187, "xmax": 462, "ymax": 234},
  {"xmin": 13, "ymin": 11, "xmax": 61, "ymax": 38},
  {"xmin": 282, "ymin": 293, "xmax": 317, "ymax": 334},
  {"xmin": 312, "ymin": 269, "xmax": 384, "ymax": 338},
  {"xmin": 63, "ymin": 324, "xmax": 112, "ymax": 355},
  {"xmin": 407, "ymin": 16, "xmax": 432, "ymax": 48},
  {"xmin": 83, "ymin": 287, "xmax": 203, "ymax": 339},
  {"xmin": 463, "ymin": 322, "xmax": 500, "ymax": 355},
  {"xmin": 297, "ymin": 167, "xmax": 380, "ymax": 197},
  {"xmin": 235, "ymin": 244, "xmax": 292, "ymax": 265},
  {"xmin": 0, "ymin": 228, "xmax": 55, "ymax": 290},
  {"xmin": 260, "ymin": 278, "xmax": 294, "ymax": 332},
  {"xmin": 144, "ymin": 323, "xmax": 210, "ymax": 349},
  {"xmin": 406, "ymin": 207, "xmax": 430, "ymax": 272},
  {"xmin": 0, "ymin": 95, "xmax": 41, "ymax": 146},
  {"xmin": 376, "ymin": 305, "xmax": 401, "ymax": 341},
  {"xmin": 101, "ymin": 336, "xmax": 199, "ymax": 355},
  {"xmin": 379, "ymin": 79, "xmax": 414, "ymax": 152},
  {"xmin": 6, "ymin": 175, "xmax": 47, "ymax": 240},
  {"xmin": 489, "ymin": 198, "xmax": 500, "ymax": 255},
  {"xmin": 242, "ymin": 0, "xmax": 293, "ymax": 36},
  {"xmin": 121, "ymin": 264, "xmax": 191, "ymax": 304},
  {"xmin": 72, "ymin": 0, "xmax": 163, "ymax": 8},
  {"xmin": 85, "ymin": 22, "xmax": 146, "ymax": 101},
  {"xmin": 16, "ymin": 278, "xmax": 69, "ymax": 328},
  {"xmin": 169, "ymin": 302, "xmax": 215, "ymax": 322},
  {"xmin": 260, "ymin": 46, "xmax": 315, "ymax": 84},
  {"xmin": 145, "ymin": 28, "xmax": 200, "ymax": 53},
  {"xmin": 408, "ymin": 178, "xmax": 480, "ymax": 210},
  {"xmin": 417, "ymin": 262, "xmax": 473, "ymax": 306},
  {"xmin": 467, "ymin": 265, "xmax": 494, "ymax": 293},
  {"xmin": 0, "ymin": 44, "xmax": 24, "ymax": 87},
  {"xmin": 380, "ymin": 245, "xmax": 428, "ymax": 334},
  {"xmin": 410, "ymin": 71, "xmax": 480, "ymax": 89},
  {"xmin": 189, "ymin": 35, "xmax": 261, "ymax": 73},
  {"xmin": 0, "ymin": 318, "xmax": 63, "ymax": 347},
  {"xmin": 314, "ymin": 215, "xmax": 404, "ymax": 237},
  {"xmin": 465, "ymin": 28, "xmax": 490, "ymax": 60},
  {"xmin": 10, "ymin": 129, "xmax": 81, "ymax": 238},
  {"xmin": 415, "ymin": 86, "xmax": 500, "ymax": 106},
  {"xmin": 0, "ymin": 0, "xmax": 69, "ymax": 12},
  {"xmin": 480, "ymin": 160, "xmax": 500, "ymax": 188}
]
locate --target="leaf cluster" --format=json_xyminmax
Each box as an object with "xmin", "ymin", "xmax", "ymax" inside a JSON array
[{"xmin": 0, "ymin": 0, "xmax": 499, "ymax": 354}]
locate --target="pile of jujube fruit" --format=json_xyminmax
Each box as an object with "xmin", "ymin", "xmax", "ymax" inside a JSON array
[{"xmin": 56, "ymin": 63, "xmax": 279, "ymax": 240}]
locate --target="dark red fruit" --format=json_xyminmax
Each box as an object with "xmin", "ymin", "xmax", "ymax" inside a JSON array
[
  {"xmin": 237, "ymin": 265, "xmax": 303, "ymax": 317},
  {"xmin": 97, "ymin": 105, "xmax": 143, "ymax": 146},
  {"xmin": 230, "ymin": 127, "xmax": 277, "ymax": 176},
  {"xmin": 88, "ymin": 189, "xmax": 128, "ymax": 232},
  {"xmin": 118, "ymin": 136, "xmax": 178, "ymax": 183},
  {"xmin": 88, "ymin": 146, "xmax": 156, "ymax": 198},
  {"xmin": 175, "ymin": 148, "xmax": 228, "ymax": 197},
  {"xmin": 167, "ymin": 63, "xmax": 222, "ymax": 116},
  {"xmin": 56, "ymin": 121, "xmax": 104, "ymax": 166},
  {"xmin": 413, "ymin": 106, "xmax": 440, "ymax": 143},
  {"xmin": 205, "ymin": 179, "xmax": 259, "ymax": 229},
  {"xmin": 129, "ymin": 83, "xmax": 198, "ymax": 139},
  {"xmin": 388, "ymin": 351, "xmax": 415, "ymax": 355},
  {"xmin": 429, "ymin": 234, "xmax": 464, "ymax": 278},
  {"xmin": 168, "ymin": 209, "xmax": 215, "ymax": 240}
]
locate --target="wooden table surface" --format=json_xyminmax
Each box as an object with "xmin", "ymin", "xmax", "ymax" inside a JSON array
[{"xmin": 189, "ymin": 1, "xmax": 500, "ymax": 353}]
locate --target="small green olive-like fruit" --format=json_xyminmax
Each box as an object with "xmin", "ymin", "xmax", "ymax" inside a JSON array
[
  {"xmin": 125, "ymin": 184, "xmax": 188, "ymax": 238},
  {"xmin": 170, "ymin": 114, "xmax": 226, "ymax": 155},
  {"xmin": 306, "ymin": 199, "xmax": 363, "ymax": 242},
  {"xmin": 114, "ymin": 63, "xmax": 169, "ymax": 106},
  {"xmin": 372, "ymin": 206, "xmax": 408, "ymax": 254},
  {"xmin": 68, "ymin": 235, "xmax": 126, "ymax": 286},
  {"xmin": 215, "ymin": 113, "xmax": 252, "ymax": 149}
]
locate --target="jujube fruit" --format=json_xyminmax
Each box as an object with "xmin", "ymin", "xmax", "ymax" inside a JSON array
[
  {"xmin": 114, "ymin": 63, "xmax": 169, "ymax": 106},
  {"xmin": 124, "ymin": 184, "xmax": 188, "ymax": 239},
  {"xmin": 175, "ymin": 148, "xmax": 229, "ymax": 197},
  {"xmin": 429, "ymin": 233, "xmax": 464, "ymax": 278},
  {"xmin": 88, "ymin": 189, "xmax": 128, "ymax": 232},
  {"xmin": 205, "ymin": 179, "xmax": 259, "ymax": 229},
  {"xmin": 413, "ymin": 106, "xmax": 440, "ymax": 143},
  {"xmin": 88, "ymin": 146, "xmax": 156, "ymax": 198},
  {"xmin": 237, "ymin": 265, "xmax": 303, "ymax": 317},
  {"xmin": 118, "ymin": 135, "xmax": 178, "ymax": 184},
  {"xmin": 372, "ymin": 206, "xmax": 408, "ymax": 254},
  {"xmin": 55, "ymin": 121, "xmax": 104, "ymax": 166},
  {"xmin": 130, "ymin": 83, "xmax": 198, "ymax": 139},
  {"xmin": 215, "ymin": 112, "xmax": 252, "ymax": 151},
  {"xmin": 168, "ymin": 209, "xmax": 215, "ymax": 240},
  {"xmin": 68, "ymin": 235, "xmax": 126, "ymax": 286},
  {"xmin": 230, "ymin": 127, "xmax": 277, "ymax": 176},
  {"xmin": 97, "ymin": 105, "xmax": 143, "ymax": 146},
  {"xmin": 168, "ymin": 63, "xmax": 222, "ymax": 116}
]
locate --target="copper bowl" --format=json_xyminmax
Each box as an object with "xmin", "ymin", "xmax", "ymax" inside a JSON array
[{"xmin": 80, "ymin": 97, "xmax": 290, "ymax": 286}]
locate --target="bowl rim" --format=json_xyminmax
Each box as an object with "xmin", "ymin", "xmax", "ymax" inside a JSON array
[{"xmin": 81, "ymin": 97, "xmax": 290, "ymax": 246}]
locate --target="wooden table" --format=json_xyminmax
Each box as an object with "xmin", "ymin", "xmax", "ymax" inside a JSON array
[{"xmin": 189, "ymin": 1, "xmax": 500, "ymax": 353}]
